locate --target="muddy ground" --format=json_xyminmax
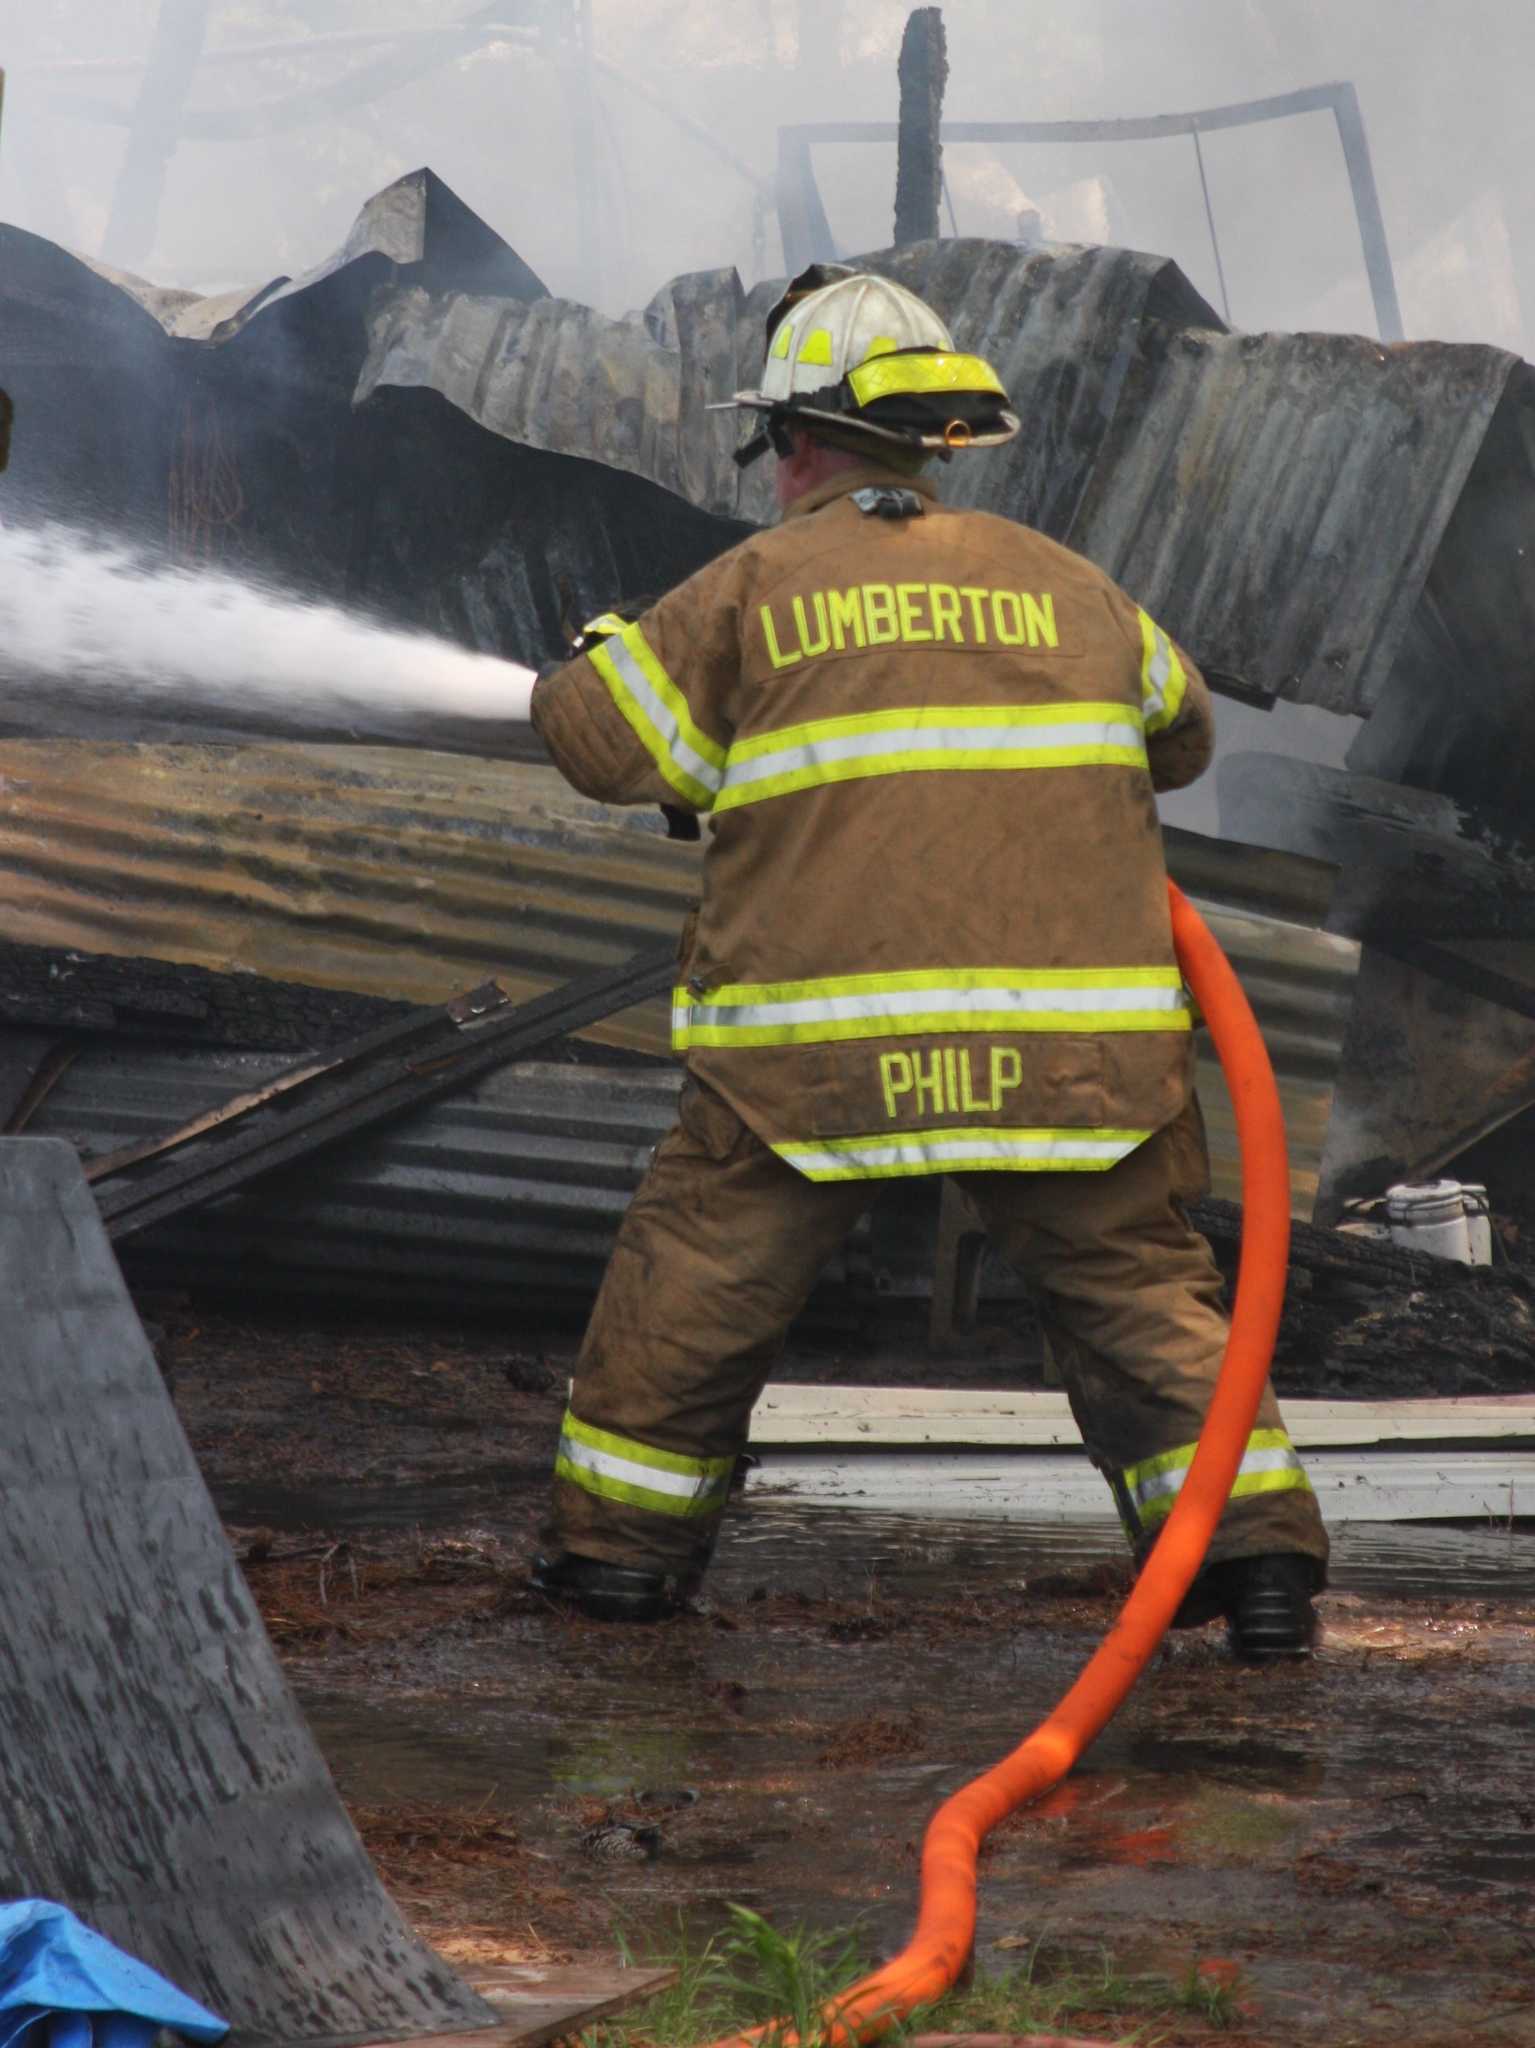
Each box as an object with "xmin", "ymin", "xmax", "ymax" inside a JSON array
[{"xmin": 146, "ymin": 1288, "xmax": 1535, "ymax": 2048}]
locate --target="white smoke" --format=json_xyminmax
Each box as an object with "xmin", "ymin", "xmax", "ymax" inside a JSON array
[{"xmin": 0, "ymin": 523, "xmax": 537, "ymax": 754}]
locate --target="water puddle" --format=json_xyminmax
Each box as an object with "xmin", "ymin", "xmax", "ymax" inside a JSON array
[{"xmin": 276, "ymin": 1493, "xmax": 1534, "ymax": 2037}]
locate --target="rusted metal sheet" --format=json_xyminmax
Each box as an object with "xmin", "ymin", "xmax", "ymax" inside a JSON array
[
  {"xmin": 0, "ymin": 740, "xmax": 698, "ymax": 1052},
  {"xmin": 0, "ymin": 746, "xmax": 1356, "ymax": 1189},
  {"xmin": 12, "ymin": 827, "xmax": 1358, "ymax": 1310}
]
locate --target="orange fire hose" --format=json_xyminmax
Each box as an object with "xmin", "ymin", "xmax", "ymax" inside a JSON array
[{"xmin": 711, "ymin": 880, "xmax": 1293, "ymax": 2048}]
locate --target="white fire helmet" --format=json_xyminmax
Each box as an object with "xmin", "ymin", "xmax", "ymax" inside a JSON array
[{"xmin": 729, "ymin": 264, "xmax": 1019, "ymax": 468}]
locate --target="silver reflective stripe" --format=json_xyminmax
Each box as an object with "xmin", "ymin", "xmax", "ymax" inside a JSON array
[
  {"xmin": 604, "ymin": 637, "xmax": 724, "ymax": 796},
  {"xmin": 780, "ymin": 1133, "xmax": 1142, "ymax": 1175},
  {"xmin": 720, "ymin": 717, "xmax": 1144, "ymax": 792},
  {"xmin": 698, "ymin": 983, "xmax": 1188, "ymax": 1032},
  {"xmin": 558, "ymin": 1433, "xmax": 714, "ymax": 1501},
  {"xmin": 1134, "ymin": 1441, "xmax": 1305, "ymax": 1512},
  {"xmin": 1143, "ymin": 622, "xmax": 1174, "ymax": 723}
]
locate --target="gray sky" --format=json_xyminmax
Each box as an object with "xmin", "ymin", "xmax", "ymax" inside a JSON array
[{"xmin": 0, "ymin": 0, "xmax": 1528, "ymax": 354}]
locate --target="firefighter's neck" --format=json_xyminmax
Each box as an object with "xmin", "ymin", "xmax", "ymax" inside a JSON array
[{"xmin": 773, "ymin": 432, "xmax": 883, "ymax": 514}]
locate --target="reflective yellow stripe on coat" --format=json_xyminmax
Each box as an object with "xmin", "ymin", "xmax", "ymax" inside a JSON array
[
  {"xmin": 554, "ymin": 1410, "xmax": 735, "ymax": 1519},
  {"xmin": 586, "ymin": 623, "xmax": 727, "ymax": 809},
  {"xmin": 1137, "ymin": 607, "xmax": 1189, "ymax": 735},
  {"xmin": 714, "ymin": 702, "xmax": 1147, "ymax": 812},
  {"xmin": 674, "ymin": 966, "xmax": 1191, "ymax": 1050}
]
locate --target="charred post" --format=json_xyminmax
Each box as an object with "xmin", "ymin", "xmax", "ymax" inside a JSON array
[{"xmin": 894, "ymin": 7, "xmax": 948, "ymax": 246}]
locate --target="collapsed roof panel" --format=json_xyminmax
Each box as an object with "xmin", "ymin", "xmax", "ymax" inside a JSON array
[
  {"xmin": 358, "ymin": 229, "xmax": 1527, "ymax": 727},
  {"xmin": 0, "ymin": 734, "xmax": 1356, "ymax": 1221},
  {"xmin": 0, "ymin": 172, "xmax": 748, "ymax": 694},
  {"xmin": 6, "ymin": 174, "xmax": 1526, "ymax": 746}
]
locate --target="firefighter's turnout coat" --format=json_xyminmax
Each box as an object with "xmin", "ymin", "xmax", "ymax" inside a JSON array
[
  {"xmin": 532, "ymin": 469, "xmax": 1325, "ymax": 1585},
  {"xmin": 533, "ymin": 468, "xmax": 1215, "ymax": 1181}
]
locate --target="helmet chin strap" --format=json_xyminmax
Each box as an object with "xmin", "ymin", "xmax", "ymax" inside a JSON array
[{"xmin": 730, "ymin": 404, "xmax": 927, "ymax": 473}]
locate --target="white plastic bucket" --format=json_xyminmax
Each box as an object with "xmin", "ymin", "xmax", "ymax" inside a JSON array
[
  {"xmin": 1385, "ymin": 1181, "xmax": 1473, "ymax": 1264},
  {"xmin": 1459, "ymin": 1183, "xmax": 1494, "ymax": 1267}
]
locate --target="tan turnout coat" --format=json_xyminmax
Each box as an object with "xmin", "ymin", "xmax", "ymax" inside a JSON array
[{"xmin": 531, "ymin": 467, "xmax": 1215, "ymax": 1182}]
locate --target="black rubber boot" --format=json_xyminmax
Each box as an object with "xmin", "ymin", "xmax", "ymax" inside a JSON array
[
  {"xmin": 530, "ymin": 1551, "xmax": 684, "ymax": 1623},
  {"xmin": 1225, "ymin": 1552, "xmax": 1319, "ymax": 1661},
  {"xmin": 1169, "ymin": 1552, "xmax": 1320, "ymax": 1657}
]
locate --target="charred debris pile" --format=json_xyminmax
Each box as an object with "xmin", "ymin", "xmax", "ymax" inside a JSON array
[{"xmin": 3, "ymin": 168, "xmax": 1535, "ymax": 1386}]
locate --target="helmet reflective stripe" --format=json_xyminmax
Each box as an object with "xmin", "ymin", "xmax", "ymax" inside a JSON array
[
  {"xmin": 759, "ymin": 272, "xmax": 955, "ymax": 404},
  {"xmin": 846, "ymin": 351, "xmax": 1009, "ymax": 408}
]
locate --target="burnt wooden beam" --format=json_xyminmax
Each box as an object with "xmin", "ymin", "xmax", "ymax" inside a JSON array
[
  {"xmin": 894, "ymin": 8, "xmax": 948, "ymax": 246},
  {"xmin": 91, "ymin": 945, "xmax": 677, "ymax": 1240}
]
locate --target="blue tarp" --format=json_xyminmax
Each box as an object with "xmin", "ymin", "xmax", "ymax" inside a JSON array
[{"xmin": 0, "ymin": 1904, "xmax": 228, "ymax": 2048}]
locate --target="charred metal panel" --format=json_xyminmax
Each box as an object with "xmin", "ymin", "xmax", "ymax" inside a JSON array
[
  {"xmin": 1219, "ymin": 753, "xmax": 1535, "ymax": 943},
  {"xmin": 1346, "ymin": 374, "xmax": 1535, "ymax": 815},
  {"xmin": 1320, "ymin": 945, "xmax": 1535, "ymax": 1209},
  {"xmin": 0, "ymin": 170, "xmax": 745, "ymax": 696},
  {"xmin": 0, "ymin": 1136, "xmax": 498, "ymax": 2047},
  {"xmin": 357, "ymin": 272, "xmax": 755, "ymax": 526},
  {"xmin": 1161, "ymin": 828, "xmax": 1359, "ymax": 1219},
  {"xmin": 1060, "ymin": 325, "xmax": 1513, "ymax": 719},
  {"xmin": 33, "ymin": 1053, "xmax": 681, "ymax": 1314},
  {"xmin": 0, "ymin": 226, "xmax": 178, "ymax": 535},
  {"xmin": 1219, "ymin": 753, "xmax": 1535, "ymax": 1203},
  {"xmin": 361, "ymin": 232, "xmax": 1522, "ymax": 726}
]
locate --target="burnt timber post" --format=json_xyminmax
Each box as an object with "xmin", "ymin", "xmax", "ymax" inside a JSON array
[{"xmin": 894, "ymin": 7, "xmax": 948, "ymax": 245}]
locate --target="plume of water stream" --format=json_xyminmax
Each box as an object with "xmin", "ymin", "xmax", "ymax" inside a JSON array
[{"xmin": 0, "ymin": 522, "xmax": 538, "ymax": 756}]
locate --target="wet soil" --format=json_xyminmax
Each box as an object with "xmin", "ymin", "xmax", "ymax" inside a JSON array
[{"xmin": 154, "ymin": 1290, "xmax": 1535, "ymax": 2048}]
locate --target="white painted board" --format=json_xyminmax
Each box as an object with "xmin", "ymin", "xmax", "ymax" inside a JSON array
[
  {"xmin": 747, "ymin": 1446, "xmax": 1535, "ymax": 1524},
  {"xmin": 748, "ymin": 1385, "xmax": 1535, "ymax": 1451}
]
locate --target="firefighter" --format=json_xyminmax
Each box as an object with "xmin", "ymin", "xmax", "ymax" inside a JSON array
[{"xmin": 527, "ymin": 265, "xmax": 1328, "ymax": 1656}]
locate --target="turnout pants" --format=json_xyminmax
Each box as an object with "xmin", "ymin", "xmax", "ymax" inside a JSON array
[{"xmin": 549, "ymin": 1080, "xmax": 1329, "ymax": 1582}]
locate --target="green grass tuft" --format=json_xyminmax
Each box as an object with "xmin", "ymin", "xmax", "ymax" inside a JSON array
[{"xmin": 586, "ymin": 1918, "xmax": 1250, "ymax": 2048}]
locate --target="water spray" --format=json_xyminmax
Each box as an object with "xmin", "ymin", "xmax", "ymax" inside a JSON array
[{"xmin": 0, "ymin": 523, "xmax": 538, "ymax": 757}]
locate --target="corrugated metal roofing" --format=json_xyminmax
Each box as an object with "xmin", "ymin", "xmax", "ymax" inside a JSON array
[
  {"xmin": 17, "ymin": 844, "xmax": 1352, "ymax": 1309},
  {"xmin": 6, "ymin": 753, "xmax": 1358, "ymax": 1294},
  {"xmin": 0, "ymin": 738, "xmax": 1356, "ymax": 1234},
  {"xmin": 359, "ymin": 234, "xmax": 1527, "ymax": 721},
  {"xmin": 0, "ymin": 740, "xmax": 698, "ymax": 1050}
]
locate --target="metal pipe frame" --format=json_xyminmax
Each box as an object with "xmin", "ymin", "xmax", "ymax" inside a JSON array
[{"xmin": 778, "ymin": 82, "xmax": 1403, "ymax": 342}]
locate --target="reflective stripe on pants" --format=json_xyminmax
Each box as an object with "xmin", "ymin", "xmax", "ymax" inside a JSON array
[
  {"xmin": 547, "ymin": 1081, "xmax": 1329, "ymax": 1580},
  {"xmin": 1116, "ymin": 1427, "xmax": 1314, "ymax": 1541}
]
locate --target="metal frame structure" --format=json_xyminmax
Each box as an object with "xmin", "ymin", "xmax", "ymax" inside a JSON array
[{"xmin": 778, "ymin": 82, "xmax": 1403, "ymax": 342}]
